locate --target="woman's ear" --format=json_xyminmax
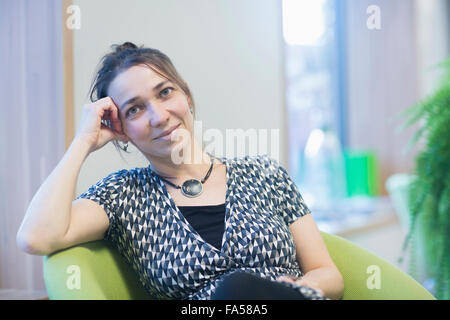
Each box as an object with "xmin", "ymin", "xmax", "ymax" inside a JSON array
[{"xmin": 188, "ymin": 101, "xmax": 194, "ymax": 116}]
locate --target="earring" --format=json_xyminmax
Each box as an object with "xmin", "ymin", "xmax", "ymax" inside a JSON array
[{"xmin": 121, "ymin": 141, "xmax": 128, "ymax": 152}]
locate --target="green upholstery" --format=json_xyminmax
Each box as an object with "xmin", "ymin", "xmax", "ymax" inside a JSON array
[
  {"xmin": 43, "ymin": 231, "xmax": 436, "ymax": 300},
  {"xmin": 43, "ymin": 240, "xmax": 152, "ymax": 300},
  {"xmin": 320, "ymin": 232, "xmax": 435, "ymax": 300}
]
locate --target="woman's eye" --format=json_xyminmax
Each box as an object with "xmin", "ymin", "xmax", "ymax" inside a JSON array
[
  {"xmin": 125, "ymin": 88, "xmax": 173, "ymax": 117},
  {"xmin": 160, "ymin": 87, "xmax": 174, "ymax": 98},
  {"xmin": 126, "ymin": 106, "xmax": 139, "ymax": 117}
]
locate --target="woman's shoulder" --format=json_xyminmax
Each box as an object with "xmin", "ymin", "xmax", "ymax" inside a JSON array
[
  {"xmin": 226, "ymin": 154, "xmax": 282, "ymax": 174},
  {"xmin": 227, "ymin": 153, "xmax": 277, "ymax": 166},
  {"xmin": 97, "ymin": 165, "xmax": 153, "ymax": 186}
]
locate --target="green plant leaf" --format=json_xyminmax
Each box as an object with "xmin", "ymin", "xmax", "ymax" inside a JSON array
[{"xmin": 398, "ymin": 56, "xmax": 450, "ymax": 300}]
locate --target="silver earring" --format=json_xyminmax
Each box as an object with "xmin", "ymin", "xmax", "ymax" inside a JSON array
[{"xmin": 121, "ymin": 141, "xmax": 128, "ymax": 152}]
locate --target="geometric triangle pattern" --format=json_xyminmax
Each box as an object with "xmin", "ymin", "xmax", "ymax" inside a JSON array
[{"xmin": 75, "ymin": 153, "xmax": 328, "ymax": 300}]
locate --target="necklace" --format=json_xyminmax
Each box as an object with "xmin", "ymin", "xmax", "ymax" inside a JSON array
[{"xmin": 152, "ymin": 154, "xmax": 215, "ymax": 198}]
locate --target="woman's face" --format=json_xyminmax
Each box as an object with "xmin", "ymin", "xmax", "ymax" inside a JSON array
[{"xmin": 107, "ymin": 64, "xmax": 194, "ymax": 159}]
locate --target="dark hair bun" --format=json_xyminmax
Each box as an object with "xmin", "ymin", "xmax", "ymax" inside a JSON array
[{"xmin": 113, "ymin": 41, "xmax": 138, "ymax": 53}]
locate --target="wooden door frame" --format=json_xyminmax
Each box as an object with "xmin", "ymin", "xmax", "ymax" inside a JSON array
[{"xmin": 62, "ymin": 0, "xmax": 74, "ymax": 150}]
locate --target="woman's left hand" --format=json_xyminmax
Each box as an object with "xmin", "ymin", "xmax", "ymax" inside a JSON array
[{"xmin": 276, "ymin": 276, "xmax": 325, "ymax": 296}]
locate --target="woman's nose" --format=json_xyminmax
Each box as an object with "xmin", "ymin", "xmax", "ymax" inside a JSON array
[{"xmin": 148, "ymin": 103, "xmax": 170, "ymax": 126}]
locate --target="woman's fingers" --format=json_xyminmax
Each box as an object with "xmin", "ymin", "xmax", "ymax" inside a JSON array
[
  {"xmin": 75, "ymin": 96, "xmax": 129, "ymax": 154},
  {"xmin": 101, "ymin": 98, "xmax": 123, "ymax": 134},
  {"xmin": 277, "ymin": 276, "xmax": 325, "ymax": 296},
  {"xmin": 109, "ymin": 104, "xmax": 123, "ymax": 134},
  {"xmin": 277, "ymin": 276, "xmax": 295, "ymax": 283},
  {"xmin": 101, "ymin": 122, "xmax": 128, "ymax": 142},
  {"xmin": 296, "ymin": 279, "xmax": 325, "ymax": 295}
]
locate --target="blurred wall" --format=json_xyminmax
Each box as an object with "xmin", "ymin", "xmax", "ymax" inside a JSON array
[
  {"xmin": 72, "ymin": 0, "xmax": 286, "ymax": 195},
  {"xmin": 343, "ymin": 0, "xmax": 449, "ymax": 284},
  {"xmin": 415, "ymin": 0, "xmax": 450, "ymax": 96},
  {"xmin": 345, "ymin": 0, "xmax": 450, "ymax": 195}
]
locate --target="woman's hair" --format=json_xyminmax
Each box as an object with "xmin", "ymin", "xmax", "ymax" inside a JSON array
[{"xmin": 87, "ymin": 41, "xmax": 196, "ymax": 159}]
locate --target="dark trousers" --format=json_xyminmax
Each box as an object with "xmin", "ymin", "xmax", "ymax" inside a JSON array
[{"xmin": 210, "ymin": 271, "xmax": 308, "ymax": 300}]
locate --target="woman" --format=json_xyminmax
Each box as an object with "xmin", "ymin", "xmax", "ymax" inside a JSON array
[{"xmin": 17, "ymin": 42, "xmax": 344, "ymax": 300}]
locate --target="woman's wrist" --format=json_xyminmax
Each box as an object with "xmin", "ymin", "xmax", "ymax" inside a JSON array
[{"xmin": 71, "ymin": 137, "xmax": 94, "ymax": 156}]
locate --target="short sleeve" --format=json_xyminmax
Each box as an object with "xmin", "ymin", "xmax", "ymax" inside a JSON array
[
  {"xmin": 265, "ymin": 156, "xmax": 311, "ymax": 226},
  {"xmin": 74, "ymin": 169, "xmax": 128, "ymax": 241}
]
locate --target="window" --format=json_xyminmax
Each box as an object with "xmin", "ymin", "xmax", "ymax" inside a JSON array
[{"xmin": 283, "ymin": 0, "xmax": 348, "ymax": 223}]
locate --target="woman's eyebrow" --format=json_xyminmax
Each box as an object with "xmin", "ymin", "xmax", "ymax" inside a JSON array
[{"xmin": 119, "ymin": 80, "xmax": 171, "ymax": 110}]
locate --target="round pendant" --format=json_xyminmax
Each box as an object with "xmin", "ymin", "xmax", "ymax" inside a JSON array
[{"xmin": 181, "ymin": 179, "xmax": 203, "ymax": 198}]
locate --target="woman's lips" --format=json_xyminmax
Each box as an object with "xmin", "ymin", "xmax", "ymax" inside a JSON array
[{"xmin": 155, "ymin": 124, "xmax": 181, "ymax": 140}]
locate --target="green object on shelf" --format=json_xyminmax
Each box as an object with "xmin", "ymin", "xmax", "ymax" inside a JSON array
[{"xmin": 344, "ymin": 149, "xmax": 379, "ymax": 197}]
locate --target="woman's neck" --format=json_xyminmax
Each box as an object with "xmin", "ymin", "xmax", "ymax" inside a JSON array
[{"xmin": 147, "ymin": 140, "xmax": 218, "ymax": 180}]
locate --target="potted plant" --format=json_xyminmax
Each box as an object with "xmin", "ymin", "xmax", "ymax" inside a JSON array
[{"xmin": 395, "ymin": 58, "xmax": 450, "ymax": 300}]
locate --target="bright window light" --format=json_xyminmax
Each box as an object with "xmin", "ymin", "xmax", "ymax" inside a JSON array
[
  {"xmin": 282, "ymin": 0, "xmax": 326, "ymax": 46},
  {"xmin": 304, "ymin": 129, "xmax": 325, "ymax": 157}
]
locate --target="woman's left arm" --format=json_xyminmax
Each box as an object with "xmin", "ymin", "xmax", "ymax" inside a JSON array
[{"xmin": 280, "ymin": 214, "xmax": 345, "ymax": 300}]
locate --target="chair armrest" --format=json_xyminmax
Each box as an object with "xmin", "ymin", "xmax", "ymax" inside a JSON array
[
  {"xmin": 43, "ymin": 240, "xmax": 152, "ymax": 300},
  {"xmin": 320, "ymin": 231, "xmax": 436, "ymax": 300}
]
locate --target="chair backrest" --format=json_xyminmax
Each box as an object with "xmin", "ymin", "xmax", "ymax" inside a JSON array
[{"xmin": 43, "ymin": 232, "xmax": 435, "ymax": 300}]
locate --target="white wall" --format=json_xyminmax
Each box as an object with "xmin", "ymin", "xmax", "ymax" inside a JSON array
[
  {"xmin": 415, "ymin": 0, "xmax": 450, "ymax": 96},
  {"xmin": 72, "ymin": 0, "xmax": 286, "ymax": 195}
]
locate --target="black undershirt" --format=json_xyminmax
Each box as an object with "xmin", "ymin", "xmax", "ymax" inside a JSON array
[{"xmin": 178, "ymin": 203, "xmax": 226, "ymax": 251}]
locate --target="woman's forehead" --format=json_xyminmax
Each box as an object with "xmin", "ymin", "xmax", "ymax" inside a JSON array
[{"xmin": 108, "ymin": 65, "xmax": 167, "ymax": 102}]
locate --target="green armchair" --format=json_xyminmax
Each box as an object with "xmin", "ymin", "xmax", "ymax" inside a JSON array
[{"xmin": 43, "ymin": 231, "xmax": 436, "ymax": 300}]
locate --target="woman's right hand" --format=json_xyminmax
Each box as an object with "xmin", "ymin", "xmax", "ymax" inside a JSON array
[
  {"xmin": 277, "ymin": 276, "xmax": 325, "ymax": 296},
  {"xmin": 74, "ymin": 97, "xmax": 129, "ymax": 153}
]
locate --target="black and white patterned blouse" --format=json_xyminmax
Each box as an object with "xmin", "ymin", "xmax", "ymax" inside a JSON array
[{"xmin": 75, "ymin": 153, "xmax": 328, "ymax": 300}]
